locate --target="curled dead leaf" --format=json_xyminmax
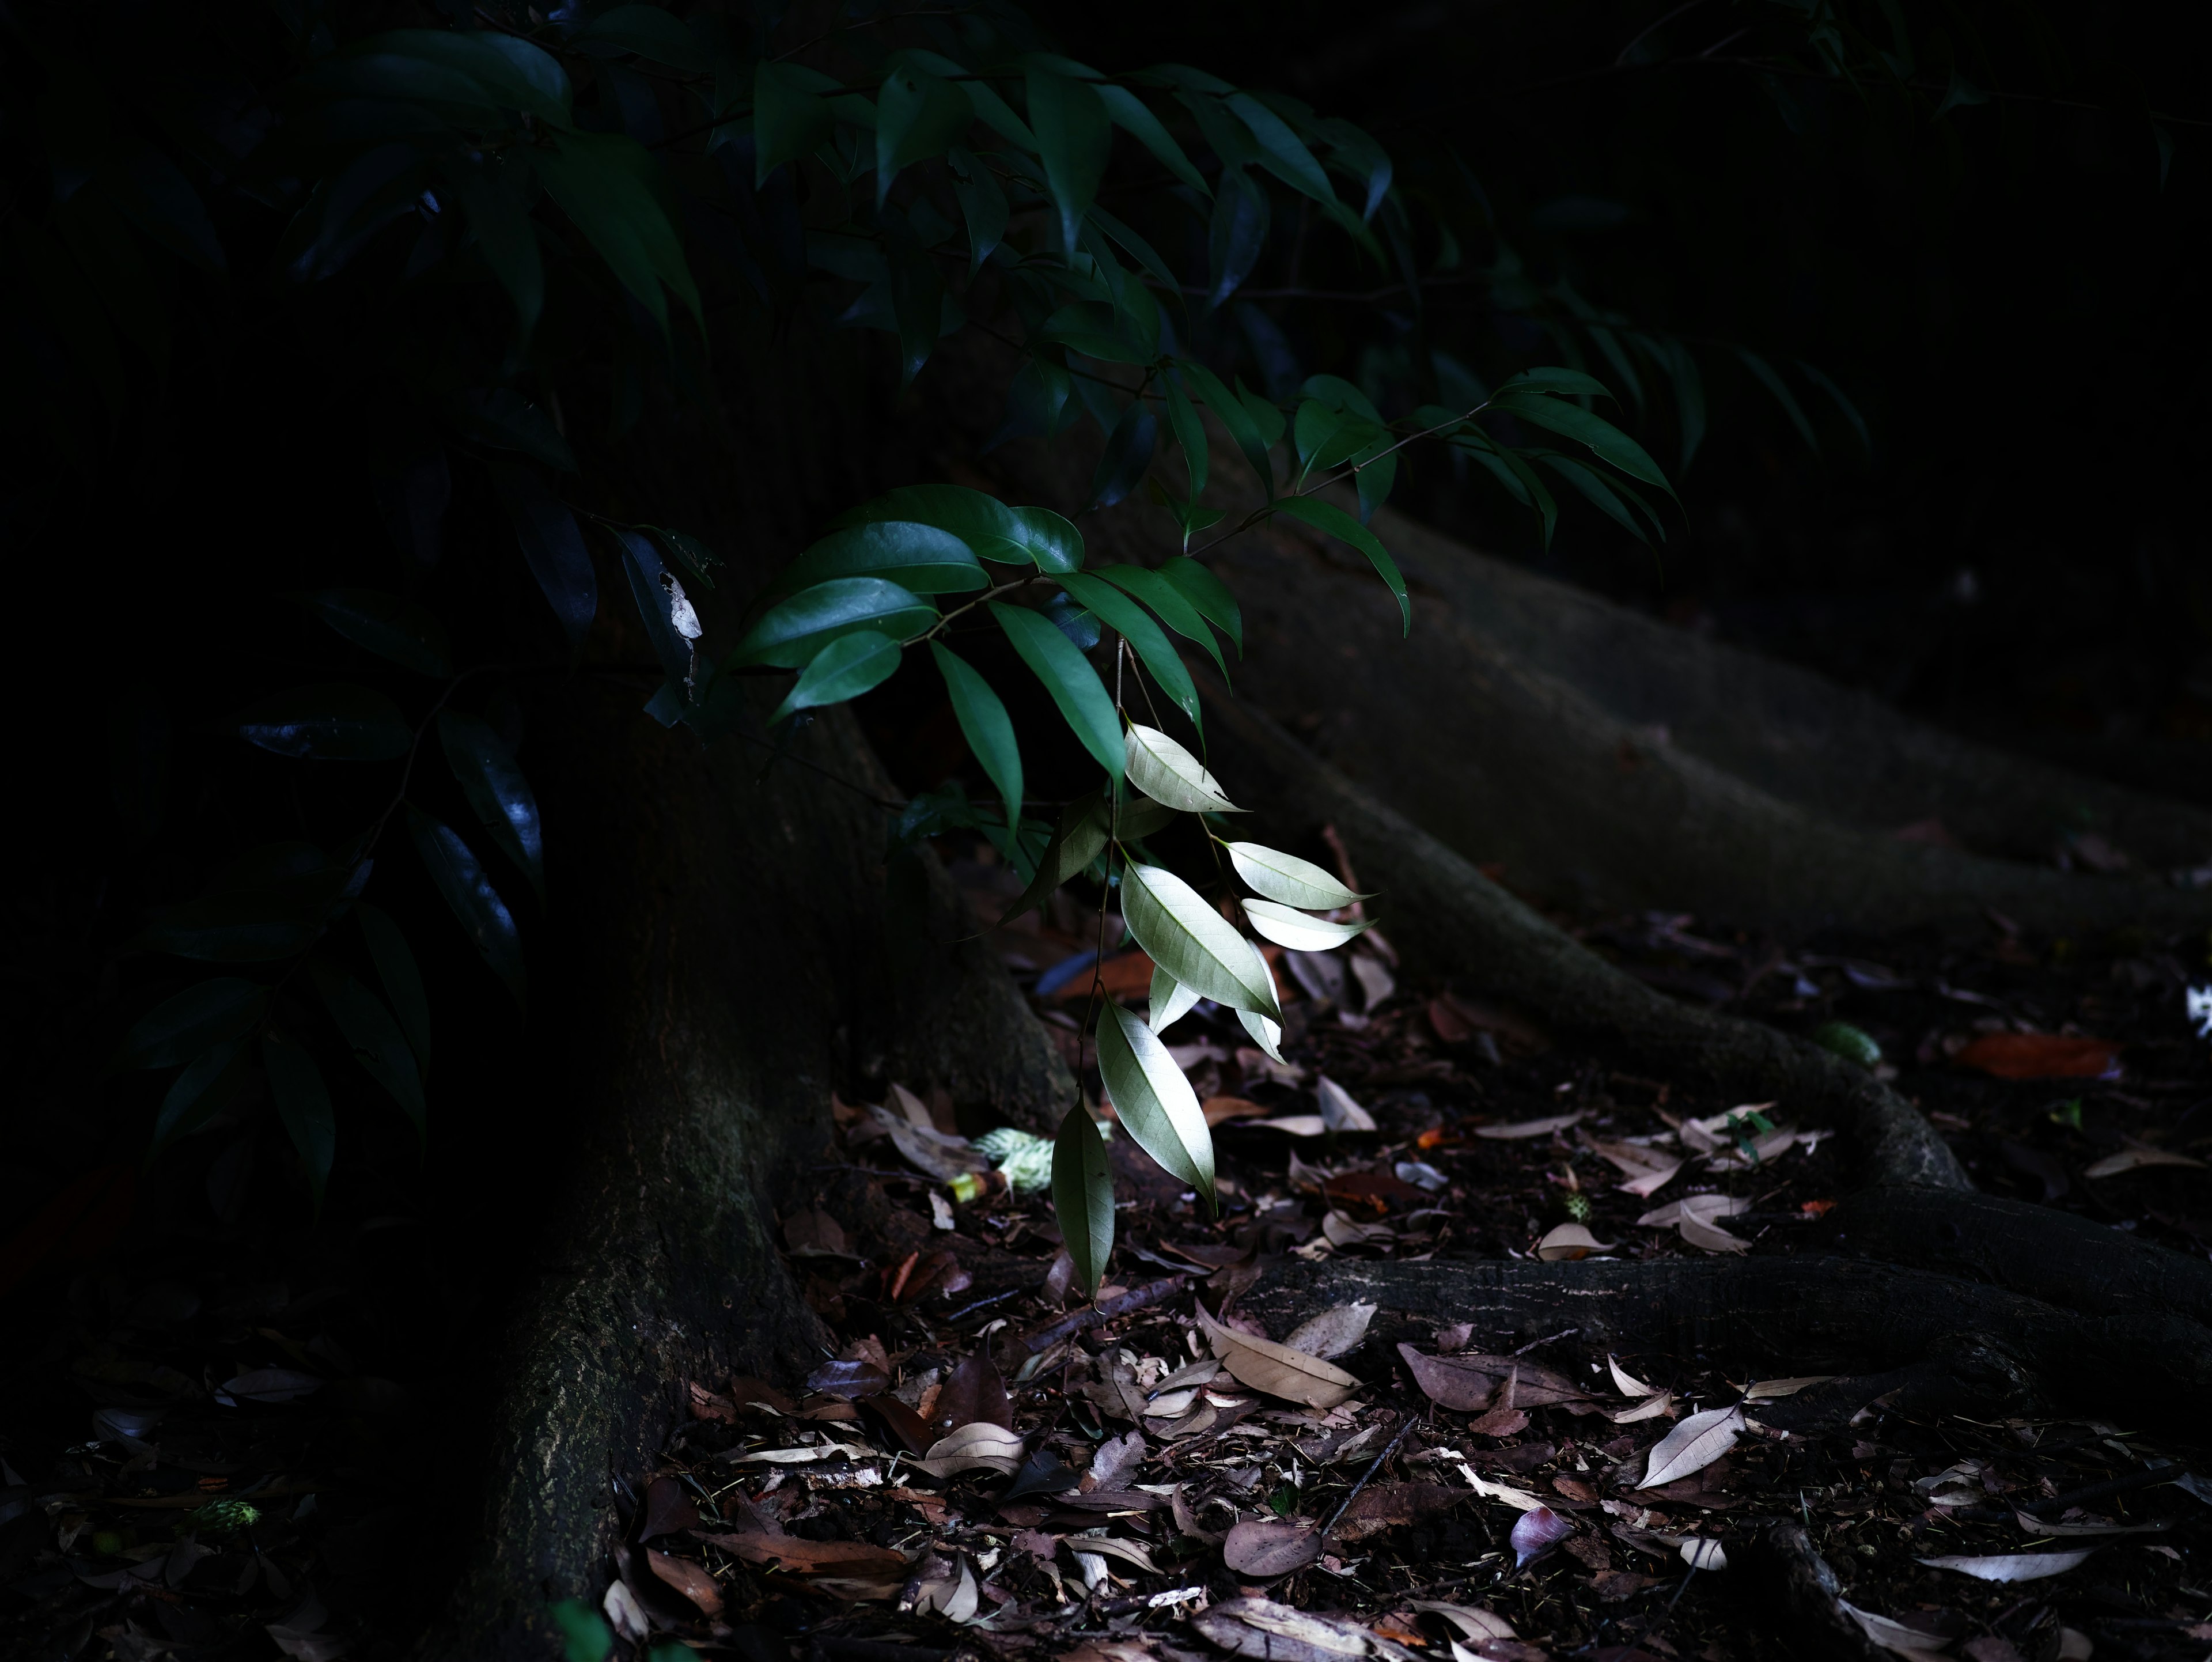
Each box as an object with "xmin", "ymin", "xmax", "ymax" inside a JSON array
[
  {"xmin": 2083, "ymin": 1146, "xmax": 2205, "ymax": 1178},
  {"xmin": 911, "ymin": 1421, "xmax": 1024, "ymax": 1478},
  {"xmin": 1474, "ymin": 1111, "xmax": 1584, "ymax": 1141},
  {"xmin": 645, "ymin": 1550, "xmax": 724, "ymax": 1616},
  {"xmin": 1224, "ymin": 1517, "xmax": 1322, "ymax": 1576},
  {"xmin": 1536, "ymin": 1223, "xmax": 1616, "ymax": 1260},
  {"xmin": 1200, "ymin": 1307, "xmax": 1361, "ymax": 1409}
]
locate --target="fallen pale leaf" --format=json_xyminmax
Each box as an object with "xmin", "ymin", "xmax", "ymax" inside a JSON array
[
  {"xmin": 1223, "ymin": 1518, "xmax": 1321, "ymax": 1576},
  {"xmin": 1605, "ymin": 1390, "xmax": 1675, "ymax": 1424},
  {"xmin": 1285, "ymin": 1302, "xmax": 1377, "ymax": 1360},
  {"xmin": 2082, "ymin": 1146, "xmax": 2205, "ymax": 1178},
  {"xmin": 1677, "ymin": 1212, "xmax": 1752, "ymax": 1253},
  {"xmin": 1322, "ymin": 1210, "xmax": 1396, "ymax": 1250},
  {"xmin": 1509, "ymin": 1505, "xmax": 1573, "ymax": 1566},
  {"xmin": 1536, "ymin": 1222, "xmax": 1616, "ymax": 1260},
  {"xmin": 1475, "ymin": 1110, "xmax": 1584, "ymax": 1140},
  {"xmin": 1638, "ymin": 1405, "xmax": 1744, "ymax": 1488},
  {"xmin": 911, "ymin": 1422, "xmax": 1025, "ymax": 1478},
  {"xmin": 1406, "ymin": 1602, "xmax": 1516, "ymax": 1642},
  {"xmin": 1255, "ymin": 1115, "xmax": 1330, "ymax": 1137},
  {"xmin": 1316, "ymin": 1076, "xmax": 1379, "ymax": 1131},
  {"xmin": 1073, "ymin": 1534, "xmax": 1161, "ymax": 1574},
  {"xmin": 1584, "ymin": 1136, "xmax": 1683, "ymax": 1197},
  {"xmin": 1635, "ymin": 1194, "xmax": 1749, "ymax": 1228},
  {"xmin": 1915, "ymin": 1549, "xmax": 2094, "ymax": 1582},
  {"xmin": 1193, "ymin": 1596, "xmax": 1379, "ymax": 1662},
  {"xmin": 1200, "ymin": 1306, "xmax": 1361, "ymax": 1409},
  {"xmin": 1679, "ymin": 1538, "xmax": 1727, "ymax": 1570},
  {"xmin": 1840, "ymin": 1599, "xmax": 1956, "ymax": 1658},
  {"xmin": 1457, "ymin": 1467, "xmax": 1547, "ymax": 1510},
  {"xmin": 1608, "ymin": 1356, "xmax": 1656, "ymax": 1397},
  {"xmin": 602, "ymin": 1579, "xmax": 649, "ymax": 1644},
  {"xmin": 2013, "ymin": 1510, "xmax": 2173, "ymax": 1537},
  {"xmin": 1743, "ymin": 1376, "xmax": 1832, "ymax": 1400}
]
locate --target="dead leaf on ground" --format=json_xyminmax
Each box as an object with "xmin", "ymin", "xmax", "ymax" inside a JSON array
[
  {"xmin": 1840, "ymin": 1598, "xmax": 1959, "ymax": 1659},
  {"xmin": 933, "ymin": 1351, "xmax": 1014, "ymax": 1433},
  {"xmin": 1467, "ymin": 1404, "xmax": 1531, "ymax": 1437},
  {"xmin": 1224, "ymin": 1518, "xmax": 1323, "ymax": 1575},
  {"xmin": 911, "ymin": 1421, "xmax": 1025, "ymax": 1478},
  {"xmin": 1604, "ymin": 1391, "xmax": 1675, "ymax": 1425},
  {"xmin": 1743, "ymin": 1376, "xmax": 1832, "ymax": 1400},
  {"xmin": 728, "ymin": 1375, "xmax": 797, "ymax": 1415},
  {"xmin": 1331, "ymin": 1482, "xmax": 1468, "ymax": 1543},
  {"xmin": 856, "ymin": 1393, "xmax": 933, "ymax": 1455},
  {"xmin": 1194, "ymin": 1597, "xmax": 1387, "ymax": 1662},
  {"xmin": 1608, "ymin": 1357, "xmax": 1655, "ymax": 1397},
  {"xmin": 1323, "ymin": 1210, "xmax": 1397, "ymax": 1250},
  {"xmin": 1085, "ymin": 1429, "xmax": 1148, "ymax": 1490},
  {"xmin": 1536, "ymin": 1223, "xmax": 1616, "ymax": 1260},
  {"xmin": 645, "ymin": 1550, "xmax": 722, "ymax": 1616},
  {"xmin": 1954, "ymin": 1032, "xmax": 2120, "ymax": 1080},
  {"xmin": 1635, "ymin": 1194, "xmax": 1750, "ymax": 1228},
  {"xmin": 1582, "ymin": 1137, "xmax": 1683, "ymax": 1198},
  {"xmin": 1316, "ymin": 1076, "xmax": 1379, "ymax": 1132},
  {"xmin": 1201, "ymin": 1307, "xmax": 1361, "ymax": 1409},
  {"xmin": 805, "ymin": 1358, "xmax": 889, "ymax": 1399},
  {"xmin": 783, "ymin": 1208, "xmax": 851, "ymax": 1256},
  {"xmin": 1509, "ymin": 1505, "xmax": 1574, "ymax": 1566},
  {"xmin": 2013, "ymin": 1510, "xmax": 2173, "ymax": 1537},
  {"xmin": 1399, "ymin": 1346, "xmax": 1501, "ymax": 1411},
  {"xmin": 1637, "ymin": 1405, "xmax": 1744, "ymax": 1488},
  {"xmin": 1406, "ymin": 1602, "xmax": 1516, "ymax": 1642},
  {"xmin": 1286, "ymin": 1301, "xmax": 1377, "ymax": 1360},
  {"xmin": 1474, "ymin": 1111, "xmax": 1584, "ymax": 1141},
  {"xmin": 1205, "ymin": 1096, "xmax": 1270, "ymax": 1126},
  {"xmin": 1070, "ymin": 1534, "xmax": 1161, "ymax": 1574},
  {"xmin": 1677, "ymin": 1213, "xmax": 1751, "ymax": 1253},
  {"xmin": 1915, "ymin": 1549, "xmax": 2094, "ymax": 1583},
  {"xmin": 705, "ymin": 1532, "xmax": 910, "ymax": 1577},
  {"xmin": 2083, "ymin": 1146, "xmax": 2205, "ymax": 1178},
  {"xmin": 638, "ymin": 1475, "xmax": 699, "ymax": 1539}
]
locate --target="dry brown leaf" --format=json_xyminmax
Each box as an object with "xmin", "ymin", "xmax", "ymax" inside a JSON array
[
  {"xmin": 1071, "ymin": 1534, "xmax": 1161, "ymax": 1574},
  {"xmin": 910, "ymin": 1421, "xmax": 1024, "ymax": 1478},
  {"xmin": 1323, "ymin": 1210, "xmax": 1397, "ymax": 1250},
  {"xmin": 933, "ymin": 1352, "xmax": 1013, "ymax": 1434},
  {"xmin": 1201, "ymin": 1307, "xmax": 1360, "ymax": 1408},
  {"xmin": 1743, "ymin": 1375, "xmax": 1832, "ymax": 1400},
  {"xmin": 2083, "ymin": 1146, "xmax": 2205, "ymax": 1178},
  {"xmin": 1677, "ymin": 1213, "xmax": 1751, "ymax": 1254},
  {"xmin": 1637, "ymin": 1405, "xmax": 1743, "ymax": 1488},
  {"xmin": 1406, "ymin": 1601, "xmax": 1516, "ymax": 1642},
  {"xmin": 704, "ymin": 1532, "xmax": 910, "ymax": 1577},
  {"xmin": 1330, "ymin": 1482, "xmax": 1469, "ymax": 1543},
  {"xmin": 1466, "ymin": 1404, "xmax": 1529, "ymax": 1437},
  {"xmin": 1536, "ymin": 1223, "xmax": 1616, "ymax": 1260},
  {"xmin": 1286, "ymin": 1301, "xmax": 1377, "ymax": 1360},
  {"xmin": 1086, "ymin": 1429, "xmax": 1149, "ymax": 1490},
  {"xmin": 1204, "ymin": 1096, "xmax": 1270, "ymax": 1126},
  {"xmin": 1840, "ymin": 1598, "xmax": 1960, "ymax": 1659},
  {"xmin": 1397, "ymin": 1345, "xmax": 1502, "ymax": 1411},
  {"xmin": 645, "ymin": 1550, "xmax": 723, "ymax": 1617},
  {"xmin": 1583, "ymin": 1137, "xmax": 1684, "ymax": 1198},
  {"xmin": 1224, "ymin": 1518, "xmax": 1323, "ymax": 1575},
  {"xmin": 1955, "ymin": 1032, "xmax": 2119, "ymax": 1080},
  {"xmin": 1474, "ymin": 1110, "xmax": 1584, "ymax": 1141},
  {"xmin": 783, "ymin": 1207, "xmax": 852, "ymax": 1256}
]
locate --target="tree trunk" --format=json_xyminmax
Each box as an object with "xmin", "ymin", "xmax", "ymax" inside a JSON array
[{"xmin": 429, "ymin": 681, "xmax": 1069, "ymax": 1660}]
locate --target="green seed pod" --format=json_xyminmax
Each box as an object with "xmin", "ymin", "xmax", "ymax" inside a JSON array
[{"xmin": 1812, "ymin": 1020, "xmax": 1883, "ymax": 1068}]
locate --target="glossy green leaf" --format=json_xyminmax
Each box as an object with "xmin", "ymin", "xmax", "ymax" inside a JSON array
[
  {"xmin": 876, "ymin": 57, "xmax": 973, "ymax": 203},
  {"xmin": 1085, "ymin": 403, "xmax": 1159, "ymax": 512},
  {"xmin": 536, "ymin": 129, "xmax": 702, "ymax": 334},
  {"xmin": 1355, "ymin": 447, "xmax": 1398, "ymax": 525},
  {"xmin": 1272, "ymin": 497, "xmax": 1409, "ymax": 633},
  {"xmin": 1123, "ymin": 722, "xmax": 1236, "ymax": 813},
  {"xmin": 777, "ymin": 521, "xmax": 986, "ymax": 596},
  {"xmin": 1301, "ymin": 372, "xmax": 1383, "ymax": 422},
  {"xmin": 1490, "ymin": 391, "xmax": 1673, "ymax": 496},
  {"xmin": 1158, "ymin": 558, "xmax": 1241, "ymax": 654},
  {"xmin": 1243, "ymin": 898, "xmax": 1370, "ymax": 952},
  {"xmin": 1096, "ymin": 565, "xmax": 1228, "ymax": 681},
  {"xmin": 1095, "ymin": 84, "xmax": 1208, "ymax": 194},
  {"xmin": 1162, "ymin": 377, "xmax": 1208, "ymax": 499},
  {"xmin": 946, "ymin": 147, "xmax": 1008, "ymax": 273},
  {"xmin": 1057, "ymin": 572, "xmax": 1199, "ymax": 728},
  {"xmin": 1174, "ymin": 358, "xmax": 1272, "ymax": 494},
  {"xmin": 1293, "ymin": 399, "xmax": 1386, "ymax": 479},
  {"xmin": 990, "ymin": 601, "xmax": 1123, "ymax": 779},
  {"xmin": 904, "ymin": 50, "xmax": 1035, "ymax": 150},
  {"xmin": 753, "ymin": 61, "xmax": 841, "ymax": 184},
  {"xmin": 438, "ymin": 710, "xmax": 544, "ymax": 902},
  {"xmin": 1052, "ymin": 1101, "xmax": 1115, "ymax": 1300},
  {"xmin": 931, "ymin": 643, "xmax": 1022, "ymax": 828},
  {"xmin": 296, "ymin": 584, "xmax": 451, "ymax": 677},
  {"xmin": 1149, "ymin": 963, "xmax": 1199, "ymax": 1035},
  {"xmin": 308, "ymin": 956, "xmax": 425, "ymax": 1133},
  {"xmin": 232, "ymin": 683, "xmax": 412, "ymax": 762},
  {"xmin": 574, "ymin": 5, "xmax": 707, "ymax": 70},
  {"xmin": 263, "ymin": 1031, "xmax": 336, "ymax": 1211},
  {"xmin": 1027, "ymin": 68, "xmax": 1109, "ymax": 254},
  {"xmin": 408, "ymin": 807, "xmax": 525, "ymax": 1011},
  {"xmin": 551, "ymin": 1600, "xmax": 616, "ymax": 1662},
  {"xmin": 1225, "ymin": 92, "xmax": 1335, "ymax": 205},
  {"xmin": 1120, "ymin": 862, "xmax": 1277, "ymax": 1018},
  {"xmin": 1039, "ymin": 301, "xmax": 1155, "ymax": 365},
  {"xmin": 730, "ymin": 577, "xmax": 934, "ymax": 668},
  {"xmin": 833, "ymin": 485, "xmax": 1075, "ymax": 571},
  {"xmin": 770, "ymin": 630, "xmax": 903, "ymax": 724},
  {"xmin": 1095, "ymin": 1003, "xmax": 1215, "ymax": 1208},
  {"xmin": 1227, "ymin": 842, "xmax": 1365, "ymax": 910},
  {"xmin": 355, "ymin": 902, "xmax": 430, "ymax": 1074},
  {"xmin": 339, "ymin": 29, "xmax": 572, "ymax": 124},
  {"xmin": 1204, "ymin": 166, "xmax": 1270, "ymax": 309},
  {"xmin": 1537, "ymin": 453, "xmax": 1660, "ymax": 544},
  {"xmin": 119, "ymin": 979, "xmax": 267, "ymax": 1069},
  {"xmin": 149, "ymin": 1039, "xmax": 248, "ymax": 1157},
  {"xmin": 1494, "ymin": 367, "xmax": 1616, "ymax": 402}
]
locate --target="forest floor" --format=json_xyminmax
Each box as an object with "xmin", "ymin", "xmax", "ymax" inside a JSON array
[{"xmin": 3, "ymin": 844, "xmax": 2210, "ymax": 1662}]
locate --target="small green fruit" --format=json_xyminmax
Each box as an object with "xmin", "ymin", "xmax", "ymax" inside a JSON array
[{"xmin": 1812, "ymin": 1021, "xmax": 1882, "ymax": 1068}]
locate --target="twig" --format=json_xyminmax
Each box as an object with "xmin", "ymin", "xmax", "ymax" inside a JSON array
[
  {"xmin": 1021, "ymin": 1275, "xmax": 1187, "ymax": 1353},
  {"xmin": 1512, "ymin": 1327, "xmax": 1580, "ymax": 1357},
  {"xmin": 1321, "ymin": 1415, "xmax": 1417, "ymax": 1537}
]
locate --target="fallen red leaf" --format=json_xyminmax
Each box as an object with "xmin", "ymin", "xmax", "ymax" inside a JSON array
[
  {"xmin": 1955, "ymin": 1032, "xmax": 2120, "ymax": 1080},
  {"xmin": 1053, "ymin": 949, "xmax": 1155, "ymax": 1001}
]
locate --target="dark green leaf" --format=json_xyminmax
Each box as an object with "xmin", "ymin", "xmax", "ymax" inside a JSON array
[
  {"xmin": 1096, "ymin": 84, "xmax": 1208, "ymax": 193},
  {"xmin": 1052, "ymin": 1103, "xmax": 1114, "ymax": 1299},
  {"xmin": 769, "ymin": 630, "xmax": 903, "ymax": 724},
  {"xmin": 149, "ymin": 1039, "xmax": 248, "ymax": 1157},
  {"xmin": 355, "ymin": 902, "xmax": 430, "ymax": 1074},
  {"xmin": 615, "ymin": 529, "xmax": 700, "ymax": 686},
  {"xmin": 931, "ymin": 643, "xmax": 1023, "ymax": 829},
  {"xmin": 1225, "ymin": 92, "xmax": 1333, "ymax": 203},
  {"xmin": 1096, "ymin": 565, "xmax": 1228, "ymax": 680},
  {"xmin": 904, "ymin": 50, "xmax": 1035, "ymax": 149},
  {"xmin": 437, "ymin": 710, "xmax": 544, "ymax": 902},
  {"xmin": 120, "ymin": 979, "xmax": 266, "ymax": 1069},
  {"xmin": 574, "ymin": 5, "xmax": 707, "ymax": 70},
  {"xmin": 297, "ymin": 589, "xmax": 452, "ymax": 678},
  {"xmin": 1056, "ymin": 571, "xmax": 1199, "ymax": 728},
  {"xmin": 1027, "ymin": 69, "xmax": 1109, "ymax": 254},
  {"xmin": 730, "ymin": 577, "xmax": 934, "ymax": 669},
  {"xmin": 1205, "ymin": 166, "xmax": 1270, "ymax": 309},
  {"xmin": 1537, "ymin": 453, "xmax": 1658, "ymax": 544},
  {"xmin": 1038, "ymin": 301, "xmax": 1154, "ymax": 365},
  {"xmin": 1086, "ymin": 403, "xmax": 1158, "ymax": 512},
  {"xmin": 1494, "ymin": 366, "xmax": 1616, "ymax": 402},
  {"xmin": 832, "ymin": 485, "xmax": 1069, "ymax": 571},
  {"xmin": 1796, "ymin": 358, "xmax": 1870, "ymax": 456},
  {"xmin": 450, "ymin": 388, "xmax": 575, "ymax": 472},
  {"xmin": 1355, "ymin": 447, "xmax": 1397, "ymax": 524},
  {"xmin": 1293, "ymin": 399, "xmax": 1385, "ymax": 479},
  {"xmin": 946, "ymin": 147, "xmax": 1007, "ymax": 273},
  {"xmin": 536, "ymin": 129, "xmax": 702, "ymax": 335},
  {"xmin": 309, "ymin": 956, "xmax": 425, "ymax": 1133},
  {"xmin": 1735, "ymin": 348, "xmax": 1820, "ymax": 454},
  {"xmin": 135, "ymin": 893, "xmax": 334, "ymax": 963},
  {"xmin": 754, "ymin": 61, "xmax": 840, "ymax": 184},
  {"xmin": 551, "ymin": 1599, "xmax": 616, "ymax": 1662},
  {"xmin": 777, "ymin": 521, "xmax": 986, "ymax": 597},
  {"xmin": 350, "ymin": 29, "xmax": 572, "ymax": 125},
  {"xmin": 439, "ymin": 152, "xmax": 544, "ymax": 339},
  {"xmin": 1488, "ymin": 391, "xmax": 1674, "ymax": 496},
  {"xmin": 1273, "ymin": 497, "xmax": 1408, "ymax": 633},
  {"xmin": 876, "ymin": 56, "xmax": 973, "ymax": 203},
  {"xmin": 408, "ymin": 807, "xmax": 525, "ymax": 1010},
  {"xmin": 1162, "ymin": 374, "xmax": 1209, "ymax": 499},
  {"xmin": 263, "ymin": 1031, "xmax": 336, "ymax": 1210},
  {"xmin": 1009, "ymin": 506, "xmax": 1085, "ymax": 574},
  {"xmin": 1175, "ymin": 358, "xmax": 1272, "ymax": 495},
  {"xmin": 1158, "ymin": 557, "xmax": 1241, "ymax": 654},
  {"xmin": 990, "ymin": 601, "xmax": 1123, "ymax": 779},
  {"xmin": 491, "ymin": 464, "xmax": 598, "ymax": 643},
  {"xmin": 1003, "ymin": 790, "xmax": 1111, "ymax": 919},
  {"xmin": 232, "ymin": 683, "xmax": 412, "ymax": 761}
]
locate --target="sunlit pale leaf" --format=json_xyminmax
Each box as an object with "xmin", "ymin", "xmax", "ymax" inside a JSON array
[
  {"xmin": 1052, "ymin": 1103, "xmax": 1114, "ymax": 1299},
  {"xmin": 1243, "ymin": 899, "xmax": 1369, "ymax": 952},
  {"xmin": 1149, "ymin": 964, "xmax": 1199, "ymax": 1034},
  {"xmin": 1124, "ymin": 722, "xmax": 1237, "ymax": 812},
  {"xmin": 1120, "ymin": 863, "xmax": 1278, "ymax": 1017},
  {"xmin": 1096, "ymin": 1004, "xmax": 1215, "ymax": 1206},
  {"xmin": 1226, "ymin": 842, "xmax": 1365, "ymax": 910}
]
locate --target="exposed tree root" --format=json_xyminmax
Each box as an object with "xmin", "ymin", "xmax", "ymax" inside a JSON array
[
  {"xmin": 429, "ymin": 686, "xmax": 1068, "ymax": 1660},
  {"xmin": 1243, "ymin": 1253, "xmax": 2212, "ymax": 1430}
]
